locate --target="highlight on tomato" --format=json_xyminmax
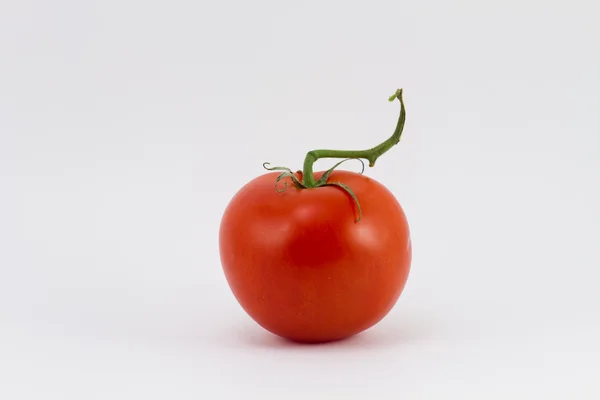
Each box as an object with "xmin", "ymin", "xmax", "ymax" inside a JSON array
[{"xmin": 219, "ymin": 88, "xmax": 412, "ymax": 343}]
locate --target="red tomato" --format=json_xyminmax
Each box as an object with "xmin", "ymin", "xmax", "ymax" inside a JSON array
[{"xmin": 219, "ymin": 169, "xmax": 412, "ymax": 343}]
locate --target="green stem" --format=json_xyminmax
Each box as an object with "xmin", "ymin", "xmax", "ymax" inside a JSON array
[{"xmin": 301, "ymin": 88, "xmax": 406, "ymax": 188}]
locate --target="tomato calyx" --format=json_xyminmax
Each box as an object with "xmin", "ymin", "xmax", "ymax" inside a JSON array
[
  {"xmin": 262, "ymin": 88, "xmax": 407, "ymax": 223},
  {"xmin": 263, "ymin": 159, "xmax": 366, "ymax": 222}
]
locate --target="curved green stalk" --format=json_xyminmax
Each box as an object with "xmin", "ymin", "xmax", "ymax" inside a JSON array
[
  {"xmin": 301, "ymin": 88, "xmax": 406, "ymax": 188},
  {"xmin": 262, "ymin": 88, "xmax": 407, "ymax": 223}
]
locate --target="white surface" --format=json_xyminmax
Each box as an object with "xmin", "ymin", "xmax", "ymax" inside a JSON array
[{"xmin": 1, "ymin": 0, "xmax": 599, "ymax": 398}]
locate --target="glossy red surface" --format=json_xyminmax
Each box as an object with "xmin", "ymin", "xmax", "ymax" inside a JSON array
[{"xmin": 219, "ymin": 170, "xmax": 412, "ymax": 343}]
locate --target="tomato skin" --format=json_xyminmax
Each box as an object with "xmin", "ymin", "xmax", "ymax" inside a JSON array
[{"xmin": 219, "ymin": 170, "xmax": 412, "ymax": 343}]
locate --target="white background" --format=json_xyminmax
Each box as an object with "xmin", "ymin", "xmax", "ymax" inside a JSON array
[{"xmin": 1, "ymin": 0, "xmax": 599, "ymax": 398}]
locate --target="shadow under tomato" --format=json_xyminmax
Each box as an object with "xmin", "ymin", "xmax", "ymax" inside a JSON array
[{"xmin": 225, "ymin": 314, "xmax": 442, "ymax": 350}]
